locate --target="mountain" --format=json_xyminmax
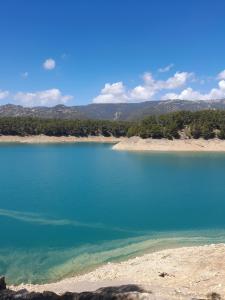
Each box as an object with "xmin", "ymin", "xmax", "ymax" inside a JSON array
[{"xmin": 1, "ymin": 99, "xmax": 225, "ymax": 120}]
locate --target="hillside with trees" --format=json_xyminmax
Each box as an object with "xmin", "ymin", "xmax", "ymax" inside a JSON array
[
  {"xmin": 128, "ymin": 110, "xmax": 225, "ymax": 140},
  {"xmin": 0, "ymin": 110, "xmax": 225, "ymax": 140}
]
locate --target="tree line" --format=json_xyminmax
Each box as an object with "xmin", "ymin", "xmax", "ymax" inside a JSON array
[
  {"xmin": 128, "ymin": 110, "xmax": 225, "ymax": 140},
  {"xmin": 0, "ymin": 118, "xmax": 130, "ymax": 137},
  {"xmin": 0, "ymin": 110, "xmax": 225, "ymax": 139}
]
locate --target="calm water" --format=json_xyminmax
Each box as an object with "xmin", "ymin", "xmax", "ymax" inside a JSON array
[{"xmin": 1, "ymin": 143, "xmax": 225, "ymax": 284}]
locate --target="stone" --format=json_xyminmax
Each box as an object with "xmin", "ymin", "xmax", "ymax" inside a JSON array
[{"xmin": 0, "ymin": 276, "xmax": 6, "ymax": 290}]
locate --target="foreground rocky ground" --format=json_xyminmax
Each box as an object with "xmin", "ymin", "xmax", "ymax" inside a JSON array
[
  {"xmin": 1, "ymin": 278, "xmax": 152, "ymax": 300},
  {"xmin": 0, "ymin": 277, "xmax": 222, "ymax": 300},
  {"xmin": 6, "ymin": 244, "xmax": 225, "ymax": 299}
]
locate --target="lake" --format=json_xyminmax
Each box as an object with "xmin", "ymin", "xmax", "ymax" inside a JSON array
[{"xmin": 1, "ymin": 143, "xmax": 225, "ymax": 284}]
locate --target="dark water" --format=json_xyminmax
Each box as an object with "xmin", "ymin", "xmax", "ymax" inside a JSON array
[{"xmin": 1, "ymin": 143, "xmax": 225, "ymax": 284}]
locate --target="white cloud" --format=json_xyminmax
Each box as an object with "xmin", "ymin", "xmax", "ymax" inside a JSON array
[
  {"xmin": 142, "ymin": 72, "xmax": 155, "ymax": 84},
  {"xmin": 21, "ymin": 71, "xmax": 29, "ymax": 79},
  {"xmin": 0, "ymin": 90, "xmax": 9, "ymax": 100},
  {"xmin": 94, "ymin": 73, "xmax": 225, "ymax": 103},
  {"xmin": 162, "ymin": 80, "xmax": 225, "ymax": 101},
  {"xmin": 93, "ymin": 82, "xmax": 129, "ymax": 103},
  {"xmin": 101, "ymin": 82, "xmax": 125, "ymax": 95},
  {"xmin": 93, "ymin": 71, "xmax": 193, "ymax": 103},
  {"xmin": 162, "ymin": 72, "xmax": 193, "ymax": 89},
  {"xmin": 158, "ymin": 63, "xmax": 174, "ymax": 73},
  {"xmin": 161, "ymin": 88, "xmax": 205, "ymax": 101},
  {"xmin": 218, "ymin": 69, "xmax": 225, "ymax": 80},
  {"xmin": 129, "ymin": 72, "xmax": 192, "ymax": 100},
  {"xmin": 130, "ymin": 85, "xmax": 155, "ymax": 100},
  {"xmin": 219, "ymin": 80, "xmax": 225, "ymax": 90},
  {"xmin": 14, "ymin": 89, "xmax": 73, "ymax": 107},
  {"xmin": 43, "ymin": 58, "xmax": 56, "ymax": 70}
]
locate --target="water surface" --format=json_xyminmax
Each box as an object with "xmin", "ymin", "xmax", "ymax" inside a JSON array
[{"xmin": 1, "ymin": 143, "xmax": 225, "ymax": 283}]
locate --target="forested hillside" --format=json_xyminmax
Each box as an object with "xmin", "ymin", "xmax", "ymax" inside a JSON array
[
  {"xmin": 0, "ymin": 110, "xmax": 225, "ymax": 139},
  {"xmin": 129, "ymin": 110, "xmax": 225, "ymax": 139},
  {"xmin": 0, "ymin": 118, "xmax": 130, "ymax": 137}
]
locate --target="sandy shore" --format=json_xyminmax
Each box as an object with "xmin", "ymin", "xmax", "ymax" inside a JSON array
[
  {"xmin": 0, "ymin": 135, "xmax": 122, "ymax": 144},
  {"xmin": 11, "ymin": 244, "xmax": 225, "ymax": 299},
  {"xmin": 1, "ymin": 135, "xmax": 225, "ymax": 152},
  {"xmin": 113, "ymin": 136, "xmax": 225, "ymax": 152}
]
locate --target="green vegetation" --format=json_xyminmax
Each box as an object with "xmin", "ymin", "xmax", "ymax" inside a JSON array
[
  {"xmin": 1, "ymin": 110, "xmax": 225, "ymax": 139},
  {"xmin": 128, "ymin": 110, "xmax": 225, "ymax": 140},
  {"xmin": 0, "ymin": 118, "xmax": 130, "ymax": 137}
]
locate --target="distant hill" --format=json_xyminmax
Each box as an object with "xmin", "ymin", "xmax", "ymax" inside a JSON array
[{"xmin": 1, "ymin": 99, "xmax": 225, "ymax": 120}]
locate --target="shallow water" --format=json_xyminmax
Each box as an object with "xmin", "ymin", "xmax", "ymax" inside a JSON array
[{"xmin": 1, "ymin": 143, "xmax": 225, "ymax": 284}]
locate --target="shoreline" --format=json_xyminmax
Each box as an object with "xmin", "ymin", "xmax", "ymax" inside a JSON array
[
  {"xmin": 11, "ymin": 243, "xmax": 225, "ymax": 299},
  {"xmin": 1, "ymin": 135, "xmax": 225, "ymax": 152},
  {"xmin": 0, "ymin": 135, "xmax": 122, "ymax": 144},
  {"xmin": 113, "ymin": 136, "xmax": 225, "ymax": 152}
]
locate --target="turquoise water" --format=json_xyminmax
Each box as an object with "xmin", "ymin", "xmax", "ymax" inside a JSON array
[{"xmin": 1, "ymin": 143, "xmax": 225, "ymax": 284}]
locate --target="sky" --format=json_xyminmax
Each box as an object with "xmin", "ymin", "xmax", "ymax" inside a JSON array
[{"xmin": 0, "ymin": 0, "xmax": 225, "ymax": 106}]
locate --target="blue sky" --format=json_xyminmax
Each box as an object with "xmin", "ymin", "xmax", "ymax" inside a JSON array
[{"xmin": 0, "ymin": 0, "xmax": 225, "ymax": 106}]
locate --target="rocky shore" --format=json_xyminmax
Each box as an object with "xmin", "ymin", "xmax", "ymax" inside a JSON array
[
  {"xmin": 1, "ymin": 277, "xmax": 222, "ymax": 300},
  {"xmin": 113, "ymin": 137, "xmax": 225, "ymax": 152},
  {"xmin": 8, "ymin": 244, "xmax": 225, "ymax": 299}
]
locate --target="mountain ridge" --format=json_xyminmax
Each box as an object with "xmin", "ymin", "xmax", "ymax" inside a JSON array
[{"xmin": 1, "ymin": 99, "xmax": 225, "ymax": 120}]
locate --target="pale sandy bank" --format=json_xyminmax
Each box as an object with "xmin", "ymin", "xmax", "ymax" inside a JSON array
[
  {"xmin": 11, "ymin": 244, "xmax": 225, "ymax": 299},
  {"xmin": 0, "ymin": 135, "xmax": 122, "ymax": 144},
  {"xmin": 113, "ymin": 136, "xmax": 225, "ymax": 152},
  {"xmin": 2, "ymin": 135, "xmax": 225, "ymax": 153}
]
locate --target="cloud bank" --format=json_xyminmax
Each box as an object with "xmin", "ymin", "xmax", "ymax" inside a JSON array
[
  {"xmin": 162, "ymin": 80, "xmax": 225, "ymax": 101},
  {"xmin": 1, "ymin": 68, "xmax": 225, "ymax": 106},
  {"xmin": 93, "ymin": 71, "xmax": 193, "ymax": 103},
  {"xmin": 14, "ymin": 89, "xmax": 73, "ymax": 107},
  {"xmin": 93, "ymin": 69, "xmax": 225, "ymax": 103},
  {"xmin": 0, "ymin": 88, "xmax": 73, "ymax": 107}
]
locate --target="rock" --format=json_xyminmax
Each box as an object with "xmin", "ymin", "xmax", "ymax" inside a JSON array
[
  {"xmin": 0, "ymin": 289, "xmax": 60, "ymax": 300},
  {"xmin": 0, "ymin": 284, "xmax": 153, "ymax": 300},
  {"xmin": 207, "ymin": 292, "xmax": 221, "ymax": 300},
  {"xmin": 0, "ymin": 289, "xmax": 151, "ymax": 300},
  {"xmin": 159, "ymin": 272, "xmax": 169, "ymax": 278},
  {"xmin": 0, "ymin": 276, "xmax": 6, "ymax": 290}
]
